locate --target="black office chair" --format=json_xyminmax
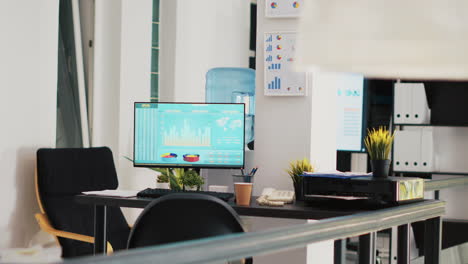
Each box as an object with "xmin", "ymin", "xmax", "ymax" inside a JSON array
[
  {"xmin": 35, "ymin": 147, "xmax": 130, "ymax": 258},
  {"xmin": 128, "ymin": 193, "xmax": 252, "ymax": 263}
]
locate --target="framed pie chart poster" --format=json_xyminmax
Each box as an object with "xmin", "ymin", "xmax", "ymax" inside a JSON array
[
  {"xmin": 265, "ymin": 0, "xmax": 304, "ymax": 18},
  {"xmin": 264, "ymin": 32, "xmax": 307, "ymax": 96}
]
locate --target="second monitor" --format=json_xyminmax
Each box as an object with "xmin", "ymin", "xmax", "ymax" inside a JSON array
[{"xmin": 134, "ymin": 102, "xmax": 245, "ymax": 169}]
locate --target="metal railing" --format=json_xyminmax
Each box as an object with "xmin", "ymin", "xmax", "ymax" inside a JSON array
[
  {"xmin": 62, "ymin": 200, "xmax": 445, "ymax": 264},
  {"xmin": 425, "ymin": 177, "xmax": 468, "ymax": 191}
]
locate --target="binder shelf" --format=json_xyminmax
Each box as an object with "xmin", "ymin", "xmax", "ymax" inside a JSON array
[
  {"xmin": 392, "ymin": 81, "xmax": 468, "ymax": 178},
  {"xmin": 394, "ymin": 124, "xmax": 468, "ymax": 127},
  {"xmin": 393, "ymin": 171, "xmax": 468, "ymax": 177}
]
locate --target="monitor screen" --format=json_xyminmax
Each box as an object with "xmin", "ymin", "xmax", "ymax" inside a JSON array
[
  {"xmin": 134, "ymin": 102, "xmax": 245, "ymax": 168},
  {"xmin": 336, "ymin": 74, "xmax": 367, "ymax": 152}
]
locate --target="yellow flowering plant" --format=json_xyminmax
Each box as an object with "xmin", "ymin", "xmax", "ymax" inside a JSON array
[
  {"xmin": 285, "ymin": 158, "xmax": 315, "ymax": 185},
  {"xmin": 364, "ymin": 127, "xmax": 395, "ymax": 160}
]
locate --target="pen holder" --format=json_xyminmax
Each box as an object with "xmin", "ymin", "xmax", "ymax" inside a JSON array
[{"xmin": 232, "ymin": 174, "xmax": 254, "ymax": 183}]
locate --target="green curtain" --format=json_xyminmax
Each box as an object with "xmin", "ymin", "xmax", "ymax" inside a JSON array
[
  {"xmin": 56, "ymin": 0, "xmax": 83, "ymax": 147},
  {"xmin": 150, "ymin": 0, "xmax": 160, "ymax": 102}
]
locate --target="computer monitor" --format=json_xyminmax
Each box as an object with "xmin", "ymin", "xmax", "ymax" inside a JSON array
[
  {"xmin": 336, "ymin": 74, "xmax": 367, "ymax": 152},
  {"xmin": 133, "ymin": 102, "xmax": 245, "ymax": 168}
]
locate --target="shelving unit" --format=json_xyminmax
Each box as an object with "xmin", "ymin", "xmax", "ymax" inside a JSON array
[
  {"xmin": 394, "ymin": 123, "xmax": 468, "ymax": 127},
  {"xmin": 391, "ymin": 82, "xmax": 468, "ymax": 199},
  {"xmin": 393, "ymin": 171, "xmax": 468, "ymax": 176}
]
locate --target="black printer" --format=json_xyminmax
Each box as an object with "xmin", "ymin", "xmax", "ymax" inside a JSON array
[{"xmin": 300, "ymin": 173, "xmax": 424, "ymax": 203}]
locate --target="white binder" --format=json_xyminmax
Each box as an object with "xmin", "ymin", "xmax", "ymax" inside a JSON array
[
  {"xmin": 393, "ymin": 128, "xmax": 435, "ymax": 172},
  {"xmin": 394, "ymin": 82, "xmax": 431, "ymax": 124},
  {"xmin": 419, "ymin": 127, "xmax": 434, "ymax": 172},
  {"xmin": 394, "ymin": 83, "xmax": 412, "ymax": 124},
  {"xmin": 393, "ymin": 130, "xmax": 421, "ymax": 172},
  {"xmin": 411, "ymin": 83, "xmax": 431, "ymax": 124}
]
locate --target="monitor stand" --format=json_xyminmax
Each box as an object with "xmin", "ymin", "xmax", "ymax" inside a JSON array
[{"xmin": 202, "ymin": 149, "xmax": 254, "ymax": 193}]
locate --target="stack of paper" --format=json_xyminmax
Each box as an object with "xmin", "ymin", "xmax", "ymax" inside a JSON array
[
  {"xmin": 82, "ymin": 190, "xmax": 138, "ymax": 198},
  {"xmin": 302, "ymin": 171, "xmax": 371, "ymax": 179}
]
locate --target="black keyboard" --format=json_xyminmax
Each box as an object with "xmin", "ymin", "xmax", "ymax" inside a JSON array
[{"xmin": 137, "ymin": 188, "xmax": 234, "ymax": 202}]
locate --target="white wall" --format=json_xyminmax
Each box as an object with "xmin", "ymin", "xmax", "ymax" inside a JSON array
[
  {"xmin": 254, "ymin": 1, "xmax": 339, "ymax": 263},
  {"xmin": 92, "ymin": 0, "xmax": 122, "ymax": 160},
  {"xmin": 0, "ymin": 0, "xmax": 59, "ymax": 248},
  {"xmin": 159, "ymin": 0, "xmax": 252, "ymax": 189},
  {"xmin": 117, "ymin": 0, "xmax": 156, "ymax": 221},
  {"xmin": 159, "ymin": 0, "xmax": 178, "ymax": 102},
  {"xmin": 118, "ymin": 0, "xmax": 154, "ymax": 183},
  {"xmin": 161, "ymin": 0, "xmax": 251, "ymax": 102},
  {"xmin": 254, "ymin": 1, "xmax": 338, "ymax": 195},
  {"xmin": 91, "ymin": 0, "xmax": 155, "ymax": 222}
]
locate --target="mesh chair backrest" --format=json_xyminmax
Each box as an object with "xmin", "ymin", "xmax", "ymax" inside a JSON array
[
  {"xmin": 128, "ymin": 193, "xmax": 246, "ymax": 249},
  {"xmin": 36, "ymin": 147, "xmax": 129, "ymax": 258},
  {"xmin": 37, "ymin": 147, "xmax": 118, "ymax": 195}
]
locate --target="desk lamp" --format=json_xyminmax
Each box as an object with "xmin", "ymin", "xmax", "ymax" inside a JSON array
[{"xmin": 295, "ymin": 0, "xmax": 468, "ymax": 80}]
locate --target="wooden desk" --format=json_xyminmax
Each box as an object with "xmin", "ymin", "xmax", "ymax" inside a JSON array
[{"xmin": 75, "ymin": 195, "xmax": 441, "ymax": 264}]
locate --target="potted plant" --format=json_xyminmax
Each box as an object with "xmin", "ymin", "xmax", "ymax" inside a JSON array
[
  {"xmin": 152, "ymin": 168, "xmax": 181, "ymax": 190},
  {"xmin": 364, "ymin": 127, "xmax": 395, "ymax": 178},
  {"xmin": 152, "ymin": 168, "xmax": 205, "ymax": 191},
  {"xmin": 124, "ymin": 157, "xmax": 205, "ymax": 190},
  {"xmin": 124, "ymin": 156, "xmax": 180, "ymax": 189},
  {"xmin": 155, "ymin": 171, "xmax": 170, "ymax": 189},
  {"xmin": 179, "ymin": 169, "xmax": 205, "ymax": 191},
  {"xmin": 286, "ymin": 158, "xmax": 314, "ymax": 201}
]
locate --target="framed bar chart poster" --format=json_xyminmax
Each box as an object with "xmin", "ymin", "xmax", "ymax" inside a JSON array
[
  {"xmin": 264, "ymin": 32, "xmax": 307, "ymax": 96},
  {"xmin": 265, "ymin": 0, "xmax": 304, "ymax": 18}
]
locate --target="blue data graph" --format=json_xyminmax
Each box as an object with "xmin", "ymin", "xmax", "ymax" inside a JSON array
[
  {"xmin": 266, "ymin": 45, "xmax": 272, "ymax": 52},
  {"xmin": 134, "ymin": 103, "xmax": 245, "ymax": 168},
  {"xmin": 268, "ymin": 63, "xmax": 281, "ymax": 70},
  {"xmin": 266, "ymin": 55, "xmax": 273, "ymax": 62},
  {"xmin": 267, "ymin": 77, "xmax": 281, "ymax": 89},
  {"xmin": 163, "ymin": 120, "xmax": 211, "ymax": 147},
  {"xmin": 266, "ymin": 35, "xmax": 272, "ymax": 42}
]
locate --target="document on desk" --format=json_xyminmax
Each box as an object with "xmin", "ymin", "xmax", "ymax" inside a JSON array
[
  {"xmin": 82, "ymin": 190, "xmax": 138, "ymax": 198},
  {"xmin": 304, "ymin": 194, "xmax": 369, "ymax": 201},
  {"xmin": 302, "ymin": 171, "xmax": 371, "ymax": 179}
]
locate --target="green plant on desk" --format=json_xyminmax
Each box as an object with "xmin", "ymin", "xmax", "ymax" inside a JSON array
[
  {"xmin": 124, "ymin": 157, "xmax": 204, "ymax": 190},
  {"xmin": 151, "ymin": 168, "xmax": 204, "ymax": 191},
  {"xmin": 151, "ymin": 168, "xmax": 182, "ymax": 190},
  {"xmin": 364, "ymin": 126, "xmax": 394, "ymax": 178},
  {"xmin": 286, "ymin": 158, "xmax": 315, "ymax": 201},
  {"xmin": 286, "ymin": 158, "xmax": 314, "ymax": 185},
  {"xmin": 364, "ymin": 126, "xmax": 394, "ymax": 160},
  {"xmin": 179, "ymin": 169, "xmax": 205, "ymax": 191}
]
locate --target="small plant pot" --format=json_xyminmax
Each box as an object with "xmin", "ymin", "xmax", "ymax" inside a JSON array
[
  {"xmin": 156, "ymin": 182, "xmax": 170, "ymax": 189},
  {"xmin": 184, "ymin": 186, "xmax": 198, "ymax": 191},
  {"xmin": 371, "ymin": 159, "xmax": 390, "ymax": 178},
  {"xmin": 293, "ymin": 183, "xmax": 304, "ymax": 201}
]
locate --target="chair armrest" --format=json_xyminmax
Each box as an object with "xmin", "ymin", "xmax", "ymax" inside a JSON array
[
  {"xmin": 35, "ymin": 213, "xmax": 114, "ymax": 253},
  {"xmin": 35, "ymin": 213, "xmax": 94, "ymax": 243}
]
